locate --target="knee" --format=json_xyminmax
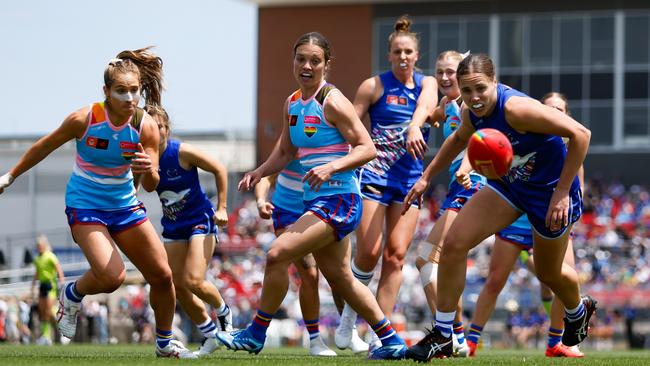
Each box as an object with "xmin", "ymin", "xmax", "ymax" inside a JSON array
[
  {"xmin": 266, "ymin": 247, "xmax": 290, "ymax": 269},
  {"xmin": 96, "ymin": 270, "xmax": 126, "ymax": 292},
  {"xmin": 535, "ymin": 270, "xmax": 557, "ymax": 286},
  {"xmin": 148, "ymin": 266, "xmax": 173, "ymax": 289},
  {"xmin": 439, "ymin": 233, "xmax": 466, "ymax": 261},
  {"xmin": 183, "ymin": 274, "xmax": 204, "ymax": 293},
  {"xmin": 484, "ymin": 275, "xmax": 507, "ymax": 295}
]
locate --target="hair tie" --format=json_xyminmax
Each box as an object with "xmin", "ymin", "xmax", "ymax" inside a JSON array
[
  {"xmin": 108, "ymin": 58, "xmax": 123, "ymax": 66},
  {"xmin": 461, "ymin": 51, "xmax": 470, "ymax": 60}
]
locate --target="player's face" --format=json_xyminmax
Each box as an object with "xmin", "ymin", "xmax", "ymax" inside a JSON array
[
  {"xmin": 388, "ymin": 35, "xmax": 418, "ymax": 74},
  {"xmin": 459, "ymin": 72, "xmax": 497, "ymax": 117},
  {"xmin": 104, "ymin": 72, "xmax": 140, "ymax": 115},
  {"xmin": 435, "ymin": 57, "xmax": 460, "ymax": 97},
  {"xmin": 543, "ymin": 96, "xmax": 568, "ymax": 115},
  {"xmin": 154, "ymin": 115, "xmax": 169, "ymax": 148},
  {"xmin": 293, "ymin": 44, "xmax": 327, "ymax": 91}
]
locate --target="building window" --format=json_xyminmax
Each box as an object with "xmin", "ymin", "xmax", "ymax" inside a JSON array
[{"xmin": 373, "ymin": 10, "xmax": 650, "ymax": 150}]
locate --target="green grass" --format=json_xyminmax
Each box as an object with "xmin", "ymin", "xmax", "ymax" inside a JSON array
[{"xmin": 0, "ymin": 344, "xmax": 649, "ymax": 365}]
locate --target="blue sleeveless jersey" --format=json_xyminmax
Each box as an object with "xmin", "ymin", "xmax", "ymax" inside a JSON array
[
  {"xmin": 155, "ymin": 139, "xmax": 214, "ymax": 232},
  {"xmin": 469, "ymin": 84, "xmax": 576, "ymax": 189},
  {"xmin": 287, "ymin": 82, "xmax": 360, "ymax": 201},
  {"xmin": 65, "ymin": 102, "xmax": 140, "ymax": 209},
  {"xmin": 362, "ymin": 71, "xmax": 429, "ymax": 187},
  {"xmin": 271, "ymin": 159, "xmax": 304, "ymax": 214}
]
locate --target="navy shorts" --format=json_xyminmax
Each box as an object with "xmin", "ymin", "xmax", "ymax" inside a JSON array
[
  {"xmin": 306, "ymin": 193, "xmax": 362, "ymax": 242},
  {"xmin": 487, "ymin": 178, "xmax": 582, "ymax": 239},
  {"xmin": 272, "ymin": 205, "xmax": 303, "ymax": 232},
  {"xmin": 438, "ymin": 175, "xmax": 486, "ymax": 215},
  {"xmin": 360, "ymin": 182, "xmax": 415, "ymax": 207},
  {"xmin": 66, "ymin": 203, "xmax": 148, "ymax": 235},
  {"xmin": 162, "ymin": 212, "xmax": 218, "ymax": 242},
  {"xmin": 497, "ymin": 224, "xmax": 533, "ymax": 251}
]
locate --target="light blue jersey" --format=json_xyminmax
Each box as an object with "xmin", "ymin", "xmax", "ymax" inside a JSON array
[
  {"xmin": 287, "ymin": 82, "xmax": 360, "ymax": 201},
  {"xmin": 442, "ymin": 97, "xmax": 484, "ymax": 186},
  {"xmin": 271, "ymin": 159, "xmax": 304, "ymax": 214},
  {"xmin": 65, "ymin": 102, "xmax": 140, "ymax": 209}
]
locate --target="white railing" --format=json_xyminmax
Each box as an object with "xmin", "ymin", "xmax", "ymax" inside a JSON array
[{"xmin": 0, "ymin": 261, "xmax": 139, "ymax": 296}]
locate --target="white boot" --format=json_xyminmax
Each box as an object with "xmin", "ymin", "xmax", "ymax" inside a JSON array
[
  {"xmin": 349, "ymin": 326, "xmax": 369, "ymax": 354},
  {"xmin": 334, "ymin": 304, "xmax": 358, "ymax": 349},
  {"xmin": 309, "ymin": 336, "xmax": 337, "ymax": 356}
]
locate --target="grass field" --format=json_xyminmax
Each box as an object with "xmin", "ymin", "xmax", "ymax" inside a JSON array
[{"xmin": 1, "ymin": 345, "xmax": 650, "ymax": 365}]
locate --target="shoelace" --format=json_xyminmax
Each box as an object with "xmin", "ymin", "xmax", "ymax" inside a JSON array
[{"xmin": 416, "ymin": 323, "xmax": 438, "ymax": 346}]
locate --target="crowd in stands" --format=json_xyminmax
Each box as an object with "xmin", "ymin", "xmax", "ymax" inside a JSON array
[{"xmin": 1, "ymin": 180, "xmax": 648, "ymax": 349}]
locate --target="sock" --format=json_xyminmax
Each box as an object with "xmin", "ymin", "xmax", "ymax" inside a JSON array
[
  {"xmin": 351, "ymin": 261, "xmax": 374, "ymax": 286},
  {"xmin": 217, "ymin": 302, "xmax": 229, "ymax": 316},
  {"xmin": 248, "ymin": 309, "xmax": 272, "ymax": 341},
  {"xmin": 453, "ymin": 322, "xmax": 466, "ymax": 345},
  {"xmin": 65, "ymin": 282, "xmax": 84, "ymax": 303},
  {"xmin": 467, "ymin": 323, "xmax": 483, "ymax": 344},
  {"xmin": 435, "ymin": 310, "xmax": 455, "ymax": 338},
  {"xmin": 197, "ymin": 317, "xmax": 217, "ymax": 338},
  {"xmin": 542, "ymin": 297, "xmax": 553, "ymax": 316},
  {"xmin": 41, "ymin": 321, "xmax": 52, "ymax": 340},
  {"xmin": 565, "ymin": 301, "xmax": 585, "ymax": 322},
  {"xmin": 304, "ymin": 319, "xmax": 320, "ymax": 340},
  {"xmin": 156, "ymin": 328, "xmax": 173, "ymax": 349},
  {"xmin": 547, "ymin": 327, "xmax": 563, "ymax": 348},
  {"xmin": 371, "ymin": 317, "xmax": 402, "ymax": 346}
]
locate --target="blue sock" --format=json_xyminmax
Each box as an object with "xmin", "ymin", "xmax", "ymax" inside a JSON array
[
  {"xmin": 248, "ymin": 309, "xmax": 272, "ymax": 342},
  {"xmin": 65, "ymin": 282, "xmax": 83, "ymax": 303},
  {"xmin": 548, "ymin": 327, "xmax": 563, "ymax": 347},
  {"xmin": 371, "ymin": 317, "xmax": 403, "ymax": 346},
  {"xmin": 156, "ymin": 328, "xmax": 173, "ymax": 349},
  {"xmin": 467, "ymin": 323, "xmax": 483, "ymax": 344},
  {"xmin": 304, "ymin": 319, "xmax": 320, "ymax": 340},
  {"xmin": 435, "ymin": 310, "xmax": 455, "ymax": 338},
  {"xmin": 565, "ymin": 301, "xmax": 585, "ymax": 322},
  {"xmin": 453, "ymin": 322, "xmax": 466, "ymax": 344}
]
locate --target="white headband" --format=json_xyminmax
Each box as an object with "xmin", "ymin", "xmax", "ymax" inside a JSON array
[{"xmin": 108, "ymin": 58, "xmax": 123, "ymax": 66}]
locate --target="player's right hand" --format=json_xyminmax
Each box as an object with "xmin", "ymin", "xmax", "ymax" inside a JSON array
[
  {"xmin": 402, "ymin": 177, "xmax": 428, "ymax": 215},
  {"xmin": 455, "ymin": 171, "xmax": 472, "ymax": 190},
  {"xmin": 256, "ymin": 199, "xmax": 274, "ymax": 220},
  {"xmin": 238, "ymin": 170, "xmax": 262, "ymax": 191},
  {"xmin": 0, "ymin": 173, "xmax": 14, "ymax": 195}
]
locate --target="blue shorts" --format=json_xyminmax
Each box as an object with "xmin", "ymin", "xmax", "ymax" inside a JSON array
[
  {"xmin": 360, "ymin": 182, "xmax": 414, "ymax": 206},
  {"xmin": 487, "ymin": 177, "xmax": 582, "ymax": 239},
  {"xmin": 272, "ymin": 205, "xmax": 303, "ymax": 232},
  {"xmin": 438, "ymin": 176, "xmax": 486, "ymax": 216},
  {"xmin": 306, "ymin": 193, "xmax": 362, "ymax": 242},
  {"xmin": 65, "ymin": 203, "xmax": 148, "ymax": 235},
  {"xmin": 162, "ymin": 212, "xmax": 218, "ymax": 242},
  {"xmin": 497, "ymin": 224, "xmax": 533, "ymax": 251}
]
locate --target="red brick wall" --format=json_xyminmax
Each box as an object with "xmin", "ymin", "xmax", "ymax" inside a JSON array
[{"xmin": 257, "ymin": 5, "xmax": 372, "ymax": 164}]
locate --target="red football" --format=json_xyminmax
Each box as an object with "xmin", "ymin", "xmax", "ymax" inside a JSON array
[{"xmin": 467, "ymin": 128, "xmax": 513, "ymax": 179}]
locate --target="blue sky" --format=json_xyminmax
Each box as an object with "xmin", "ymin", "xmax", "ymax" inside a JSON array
[{"xmin": 0, "ymin": 0, "xmax": 257, "ymax": 136}]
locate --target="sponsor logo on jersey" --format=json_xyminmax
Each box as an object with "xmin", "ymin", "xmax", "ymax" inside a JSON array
[
  {"xmin": 289, "ymin": 115, "xmax": 298, "ymax": 126},
  {"xmin": 304, "ymin": 116, "xmax": 321, "ymax": 124},
  {"xmin": 387, "ymin": 95, "xmax": 407, "ymax": 105},
  {"xmin": 86, "ymin": 136, "xmax": 109, "ymax": 150},
  {"xmin": 120, "ymin": 141, "xmax": 138, "ymax": 150}
]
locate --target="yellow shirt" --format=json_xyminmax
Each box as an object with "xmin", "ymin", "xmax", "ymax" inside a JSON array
[{"xmin": 34, "ymin": 250, "xmax": 59, "ymax": 285}]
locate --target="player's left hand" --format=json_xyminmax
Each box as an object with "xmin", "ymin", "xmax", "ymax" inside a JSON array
[
  {"xmin": 546, "ymin": 187, "xmax": 570, "ymax": 231},
  {"xmin": 406, "ymin": 125, "xmax": 429, "ymax": 160},
  {"xmin": 214, "ymin": 208, "xmax": 228, "ymax": 227},
  {"xmin": 131, "ymin": 143, "xmax": 154, "ymax": 174},
  {"xmin": 303, "ymin": 164, "xmax": 334, "ymax": 192}
]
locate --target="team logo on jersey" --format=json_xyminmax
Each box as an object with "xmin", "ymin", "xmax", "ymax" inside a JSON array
[
  {"xmin": 506, "ymin": 152, "xmax": 536, "ymax": 183},
  {"xmin": 86, "ymin": 136, "xmax": 109, "ymax": 150},
  {"xmin": 289, "ymin": 115, "xmax": 298, "ymax": 126},
  {"xmin": 304, "ymin": 116, "xmax": 321, "ymax": 124},
  {"xmin": 386, "ymin": 95, "xmax": 407, "ymax": 106},
  {"xmin": 304, "ymin": 126, "xmax": 317, "ymax": 137},
  {"xmin": 121, "ymin": 151, "xmax": 135, "ymax": 161}
]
